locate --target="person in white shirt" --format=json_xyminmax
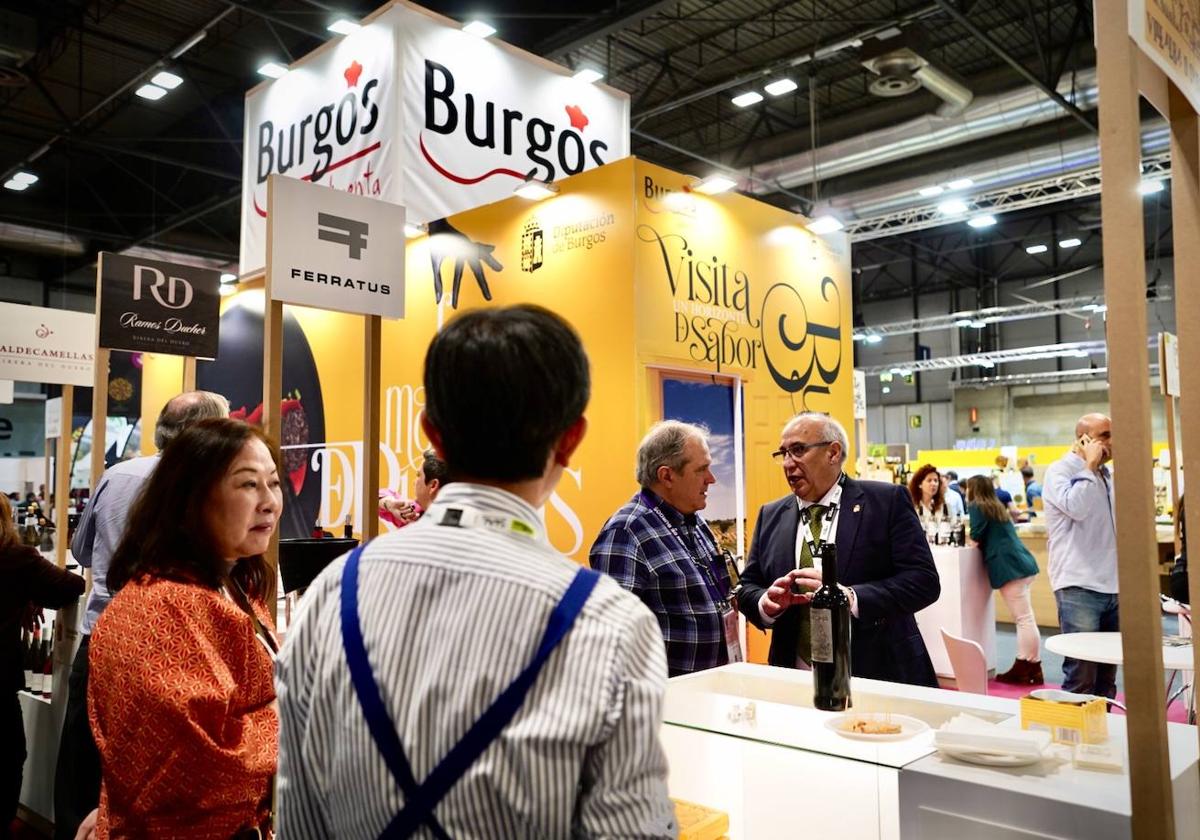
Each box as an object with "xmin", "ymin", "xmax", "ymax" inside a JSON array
[
  {"xmin": 1042, "ymin": 413, "xmax": 1117, "ymax": 697},
  {"xmin": 941, "ymin": 472, "xmax": 965, "ymax": 517},
  {"xmin": 275, "ymin": 304, "xmax": 675, "ymax": 839}
]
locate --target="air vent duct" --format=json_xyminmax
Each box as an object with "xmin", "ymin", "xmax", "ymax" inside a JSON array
[{"xmin": 860, "ymin": 28, "xmax": 973, "ymax": 116}]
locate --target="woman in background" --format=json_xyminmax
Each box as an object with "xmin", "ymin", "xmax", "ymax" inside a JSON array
[
  {"xmin": 83, "ymin": 419, "xmax": 281, "ymax": 839},
  {"xmin": 909, "ymin": 463, "xmax": 948, "ymax": 519},
  {"xmin": 966, "ymin": 475, "xmax": 1043, "ymax": 684},
  {"xmin": 1, "ymin": 493, "xmax": 84, "ymax": 839}
]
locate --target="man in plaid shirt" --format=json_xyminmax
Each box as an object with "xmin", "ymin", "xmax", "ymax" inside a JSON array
[{"xmin": 589, "ymin": 421, "xmax": 734, "ymax": 676}]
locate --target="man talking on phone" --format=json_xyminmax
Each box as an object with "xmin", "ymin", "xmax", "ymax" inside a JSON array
[{"xmin": 1043, "ymin": 413, "xmax": 1117, "ymax": 697}]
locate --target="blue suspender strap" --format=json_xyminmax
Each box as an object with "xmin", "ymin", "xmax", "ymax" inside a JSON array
[{"xmin": 341, "ymin": 542, "xmax": 602, "ymax": 840}]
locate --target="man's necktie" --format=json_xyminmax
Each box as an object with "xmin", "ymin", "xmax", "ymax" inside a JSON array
[{"xmin": 795, "ymin": 504, "xmax": 827, "ymax": 665}]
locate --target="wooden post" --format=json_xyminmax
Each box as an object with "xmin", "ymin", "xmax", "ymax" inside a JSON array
[
  {"xmin": 182, "ymin": 356, "xmax": 197, "ymax": 392},
  {"xmin": 54, "ymin": 386, "xmax": 72, "ymax": 569},
  {"xmin": 1168, "ymin": 80, "xmax": 1200, "ymax": 766},
  {"xmin": 1096, "ymin": 2, "xmax": 1175, "ymax": 835},
  {"xmin": 263, "ymin": 184, "xmax": 285, "ymax": 618},
  {"xmin": 90, "ymin": 348, "xmax": 109, "ymax": 488},
  {"xmin": 362, "ymin": 315, "xmax": 382, "ymax": 541}
]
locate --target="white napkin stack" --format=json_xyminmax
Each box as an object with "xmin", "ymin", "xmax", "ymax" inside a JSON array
[{"xmin": 934, "ymin": 713, "xmax": 1051, "ymax": 760}]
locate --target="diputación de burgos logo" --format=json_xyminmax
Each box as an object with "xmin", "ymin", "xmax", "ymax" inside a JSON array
[
  {"xmin": 419, "ymin": 59, "xmax": 611, "ymax": 185},
  {"xmin": 251, "ymin": 58, "xmax": 385, "ymax": 217}
]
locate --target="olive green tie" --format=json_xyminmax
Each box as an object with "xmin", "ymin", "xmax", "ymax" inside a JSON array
[{"xmin": 795, "ymin": 504, "xmax": 826, "ymax": 666}]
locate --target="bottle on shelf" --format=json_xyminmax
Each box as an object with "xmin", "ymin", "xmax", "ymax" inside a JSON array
[
  {"xmin": 25, "ymin": 628, "xmax": 42, "ymax": 695},
  {"xmin": 20, "ymin": 629, "xmax": 33, "ymax": 692},
  {"xmin": 811, "ymin": 543, "xmax": 852, "ymax": 712},
  {"xmin": 937, "ymin": 515, "xmax": 952, "ymax": 547},
  {"xmin": 40, "ymin": 638, "xmax": 54, "ymax": 699},
  {"xmin": 343, "ymin": 516, "xmax": 353, "ymax": 540}
]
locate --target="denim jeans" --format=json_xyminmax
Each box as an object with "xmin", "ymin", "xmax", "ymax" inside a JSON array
[{"xmin": 1054, "ymin": 586, "xmax": 1120, "ymax": 698}]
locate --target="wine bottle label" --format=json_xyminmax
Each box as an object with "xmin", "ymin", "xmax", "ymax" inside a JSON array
[{"xmin": 811, "ymin": 608, "xmax": 834, "ymax": 663}]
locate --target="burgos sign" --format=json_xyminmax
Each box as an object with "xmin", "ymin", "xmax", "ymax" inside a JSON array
[
  {"xmin": 240, "ymin": 2, "xmax": 629, "ymax": 274},
  {"xmin": 98, "ymin": 253, "xmax": 221, "ymax": 358}
]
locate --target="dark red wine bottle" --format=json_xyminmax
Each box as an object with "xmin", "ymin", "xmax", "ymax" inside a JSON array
[
  {"xmin": 811, "ymin": 543, "xmax": 852, "ymax": 712},
  {"xmin": 40, "ymin": 640, "xmax": 54, "ymax": 699}
]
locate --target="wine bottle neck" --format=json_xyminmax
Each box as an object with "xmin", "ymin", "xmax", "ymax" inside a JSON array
[{"xmin": 821, "ymin": 549, "xmax": 838, "ymax": 586}]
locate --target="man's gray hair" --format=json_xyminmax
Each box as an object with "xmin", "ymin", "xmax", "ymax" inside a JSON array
[
  {"xmin": 154, "ymin": 390, "xmax": 230, "ymax": 450},
  {"xmin": 786, "ymin": 411, "xmax": 849, "ymax": 465},
  {"xmin": 636, "ymin": 420, "xmax": 709, "ymax": 488}
]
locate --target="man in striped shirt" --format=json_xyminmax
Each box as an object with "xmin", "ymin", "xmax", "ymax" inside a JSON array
[{"xmin": 276, "ymin": 305, "xmax": 676, "ymax": 838}]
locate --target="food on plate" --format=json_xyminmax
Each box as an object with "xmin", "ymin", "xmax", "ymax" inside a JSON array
[{"xmin": 841, "ymin": 716, "xmax": 902, "ymax": 735}]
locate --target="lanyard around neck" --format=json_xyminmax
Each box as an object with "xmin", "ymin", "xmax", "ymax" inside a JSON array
[
  {"xmin": 800, "ymin": 501, "xmax": 839, "ymax": 560},
  {"xmin": 642, "ymin": 494, "xmax": 726, "ymax": 607}
]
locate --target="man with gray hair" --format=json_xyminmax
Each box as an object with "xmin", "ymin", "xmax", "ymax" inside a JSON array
[
  {"xmin": 736, "ymin": 411, "xmax": 940, "ymax": 686},
  {"xmin": 53, "ymin": 390, "xmax": 228, "ymax": 839},
  {"xmin": 590, "ymin": 420, "xmax": 737, "ymax": 676}
]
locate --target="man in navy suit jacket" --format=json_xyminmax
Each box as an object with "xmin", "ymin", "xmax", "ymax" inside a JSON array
[{"xmin": 736, "ymin": 412, "xmax": 941, "ymax": 687}]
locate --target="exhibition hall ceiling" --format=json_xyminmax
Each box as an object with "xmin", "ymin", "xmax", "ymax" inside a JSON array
[{"xmin": 0, "ymin": 0, "xmax": 1145, "ymax": 305}]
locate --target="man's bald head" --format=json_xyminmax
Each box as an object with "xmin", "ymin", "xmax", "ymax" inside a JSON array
[
  {"xmin": 154, "ymin": 390, "xmax": 230, "ymax": 450},
  {"xmin": 1075, "ymin": 413, "xmax": 1111, "ymax": 439}
]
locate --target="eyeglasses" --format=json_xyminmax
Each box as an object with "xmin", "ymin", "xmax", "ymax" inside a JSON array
[{"xmin": 770, "ymin": 441, "xmax": 834, "ymax": 462}]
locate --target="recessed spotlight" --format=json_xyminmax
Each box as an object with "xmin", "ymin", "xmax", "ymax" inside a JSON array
[
  {"xmin": 327, "ymin": 18, "xmax": 361, "ymax": 35},
  {"xmin": 151, "ymin": 71, "xmax": 183, "ymax": 90},
  {"xmin": 3, "ymin": 179, "xmax": 29, "ymax": 192},
  {"xmin": 1025, "ymin": 244, "xmax": 1048, "ymax": 254},
  {"xmin": 731, "ymin": 91, "xmax": 764, "ymax": 107},
  {"xmin": 807, "ymin": 215, "xmax": 844, "ymax": 234},
  {"xmin": 947, "ymin": 178, "xmax": 974, "ymax": 190},
  {"xmin": 514, "ymin": 178, "xmax": 558, "ymax": 200},
  {"xmin": 967, "ymin": 215, "xmax": 996, "ymax": 228},
  {"xmin": 135, "ymin": 84, "xmax": 167, "ymax": 101},
  {"xmin": 764, "ymin": 78, "xmax": 798, "ymax": 96},
  {"xmin": 572, "ymin": 68, "xmax": 604, "ymax": 84},
  {"xmin": 10, "ymin": 171, "xmax": 37, "ymax": 185},
  {"xmin": 864, "ymin": 334, "xmax": 883, "ymax": 345},
  {"xmin": 938, "ymin": 199, "xmax": 968, "ymax": 215},
  {"xmin": 404, "ymin": 222, "xmax": 428, "ymax": 239},
  {"xmin": 463, "ymin": 20, "xmax": 496, "ymax": 37},
  {"xmin": 257, "ymin": 62, "xmax": 289, "ymax": 79},
  {"xmin": 693, "ymin": 173, "xmax": 737, "ymax": 195},
  {"xmin": 1059, "ymin": 237, "xmax": 1082, "ymax": 248},
  {"xmin": 918, "ymin": 186, "xmax": 944, "ymax": 198},
  {"xmin": 1139, "ymin": 180, "xmax": 1164, "ymax": 195}
]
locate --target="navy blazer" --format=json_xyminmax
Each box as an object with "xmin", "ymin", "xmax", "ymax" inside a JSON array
[{"xmin": 737, "ymin": 477, "xmax": 941, "ymax": 687}]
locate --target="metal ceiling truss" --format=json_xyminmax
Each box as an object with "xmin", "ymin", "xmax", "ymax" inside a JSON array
[
  {"xmin": 858, "ymin": 339, "xmax": 1107, "ymax": 375},
  {"xmin": 952, "ymin": 366, "xmax": 1157, "ymax": 389},
  {"xmin": 853, "ymin": 291, "xmax": 1116, "ymax": 340},
  {"xmin": 847, "ymin": 151, "xmax": 1172, "ymax": 241}
]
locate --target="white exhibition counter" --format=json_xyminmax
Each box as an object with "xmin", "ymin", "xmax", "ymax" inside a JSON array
[
  {"xmin": 662, "ymin": 663, "xmax": 1199, "ymax": 839},
  {"xmin": 915, "ymin": 545, "xmax": 995, "ymax": 680}
]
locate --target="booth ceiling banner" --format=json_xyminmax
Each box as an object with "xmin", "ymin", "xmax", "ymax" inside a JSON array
[
  {"xmin": 1129, "ymin": 0, "xmax": 1200, "ymax": 113},
  {"xmin": 268, "ymin": 175, "xmax": 406, "ymax": 319},
  {"xmin": 0, "ymin": 303, "xmax": 95, "ymax": 386},
  {"xmin": 239, "ymin": 2, "xmax": 630, "ymax": 274},
  {"xmin": 97, "ymin": 252, "xmax": 222, "ymax": 358}
]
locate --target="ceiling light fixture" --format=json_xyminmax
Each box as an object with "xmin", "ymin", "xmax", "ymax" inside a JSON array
[
  {"xmin": 764, "ymin": 78, "xmax": 798, "ymax": 96},
  {"xmin": 967, "ymin": 215, "xmax": 996, "ymax": 229},
  {"xmin": 463, "ymin": 20, "xmax": 497, "ymax": 37},
  {"xmin": 220, "ymin": 273, "xmax": 237, "ymax": 284},
  {"xmin": 731, "ymin": 91, "xmax": 764, "ymax": 107},
  {"xmin": 1059, "ymin": 237, "xmax": 1082, "ymax": 248},
  {"xmin": 978, "ymin": 360, "xmax": 995, "ymax": 369},
  {"xmin": 947, "ymin": 177, "xmax": 974, "ymax": 190},
  {"xmin": 218, "ymin": 283, "xmax": 238, "ymax": 297},
  {"xmin": 514, "ymin": 177, "xmax": 559, "ymax": 201},
  {"xmin": 864, "ymin": 334, "xmax": 883, "ymax": 345},
  {"xmin": 882, "ymin": 386, "xmax": 891, "ymax": 394},
  {"xmin": 969, "ymin": 319, "xmax": 988, "ymax": 328},
  {"xmin": 693, "ymin": 173, "xmax": 737, "ymax": 195},
  {"xmin": 3, "ymin": 179, "xmax": 29, "ymax": 192},
  {"xmin": 257, "ymin": 61, "xmax": 289, "ymax": 79},
  {"xmin": 938, "ymin": 199, "xmax": 968, "ymax": 215},
  {"xmin": 918, "ymin": 186, "xmax": 944, "ymax": 198},
  {"xmin": 404, "ymin": 222, "xmax": 429, "ymax": 239},
  {"xmin": 151, "ymin": 70, "xmax": 183, "ymax": 90},
  {"xmin": 1025, "ymin": 244, "xmax": 1048, "ymax": 255},
  {"xmin": 572, "ymin": 67, "xmax": 604, "ymax": 84},
  {"xmin": 807, "ymin": 215, "xmax": 845, "ymax": 234},
  {"xmin": 135, "ymin": 84, "xmax": 168, "ymax": 101},
  {"xmin": 1138, "ymin": 179, "xmax": 1164, "ymax": 195},
  {"xmin": 953, "ymin": 318, "xmax": 972, "ymax": 327},
  {"xmin": 9, "ymin": 172, "xmax": 37, "ymax": 186},
  {"xmin": 327, "ymin": 18, "xmax": 361, "ymax": 35}
]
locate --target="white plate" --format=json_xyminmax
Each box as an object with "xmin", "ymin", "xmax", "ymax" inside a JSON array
[
  {"xmin": 825, "ymin": 713, "xmax": 930, "ymax": 741},
  {"xmin": 937, "ymin": 745, "xmax": 1045, "ymax": 767}
]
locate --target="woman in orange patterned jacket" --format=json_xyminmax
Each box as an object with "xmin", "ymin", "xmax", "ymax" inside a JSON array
[{"xmin": 81, "ymin": 418, "xmax": 282, "ymax": 840}]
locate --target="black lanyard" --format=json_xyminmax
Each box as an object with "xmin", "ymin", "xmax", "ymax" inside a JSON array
[{"xmin": 641, "ymin": 493, "xmax": 727, "ymax": 607}]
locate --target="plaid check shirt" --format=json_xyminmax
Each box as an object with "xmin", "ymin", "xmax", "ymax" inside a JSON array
[{"xmin": 589, "ymin": 489, "xmax": 731, "ymax": 677}]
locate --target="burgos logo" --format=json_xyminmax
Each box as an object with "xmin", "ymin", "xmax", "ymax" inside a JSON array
[
  {"xmin": 133, "ymin": 265, "xmax": 193, "ymax": 310},
  {"xmin": 421, "ymin": 60, "xmax": 610, "ymax": 184}
]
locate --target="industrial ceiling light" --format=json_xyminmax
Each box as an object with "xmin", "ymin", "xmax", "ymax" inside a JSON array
[
  {"xmin": 463, "ymin": 20, "xmax": 497, "ymax": 37},
  {"xmin": 969, "ymin": 319, "xmax": 988, "ymax": 328},
  {"xmin": 1138, "ymin": 179, "xmax": 1164, "ymax": 195},
  {"xmin": 918, "ymin": 186, "xmax": 943, "ymax": 198},
  {"xmin": 9, "ymin": 171, "xmax": 37, "ymax": 186},
  {"xmin": 1083, "ymin": 303, "xmax": 1107, "ymax": 313},
  {"xmin": 807, "ymin": 215, "xmax": 844, "ymax": 234},
  {"xmin": 953, "ymin": 318, "xmax": 972, "ymax": 327},
  {"xmin": 135, "ymin": 84, "xmax": 168, "ymax": 101},
  {"xmin": 404, "ymin": 222, "xmax": 429, "ymax": 239},
  {"xmin": 764, "ymin": 78, "xmax": 798, "ymax": 96},
  {"xmin": 693, "ymin": 173, "xmax": 737, "ymax": 195},
  {"xmin": 947, "ymin": 177, "xmax": 974, "ymax": 190},
  {"xmin": 151, "ymin": 70, "xmax": 183, "ymax": 90},
  {"xmin": 731, "ymin": 91, "xmax": 764, "ymax": 107},
  {"xmin": 572, "ymin": 68, "xmax": 604, "ymax": 84},
  {"xmin": 514, "ymin": 177, "xmax": 559, "ymax": 200},
  {"xmin": 3, "ymin": 179, "xmax": 29, "ymax": 191},
  {"xmin": 881, "ymin": 386, "xmax": 891, "ymax": 394},
  {"xmin": 1059, "ymin": 237, "xmax": 1082, "ymax": 248},
  {"xmin": 218, "ymin": 283, "xmax": 238, "ymax": 297},
  {"xmin": 967, "ymin": 215, "xmax": 996, "ymax": 228},
  {"xmin": 937, "ymin": 198, "xmax": 967, "ymax": 215},
  {"xmin": 327, "ymin": 18, "xmax": 361, "ymax": 35},
  {"xmin": 864, "ymin": 334, "xmax": 883, "ymax": 345},
  {"xmin": 1025, "ymin": 244, "xmax": 1048, "ymax": 255},
  {"xmin": 978, "ymin": 360, "xmax": 995, "ymax": 368},
  {"xmin": 257, "ymin": 61, "xmax": 289, "ymax": 79},
  {"xmin": 220, "ymin": 273, "xmax": 237, "ymax": 284}
]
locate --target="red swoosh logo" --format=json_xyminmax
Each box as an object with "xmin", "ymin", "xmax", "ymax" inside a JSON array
[
  {"xmin": 252, "ymin": 141, "xmax": 384, "ymax": 218},
  {"xmin": 419, "ymin": 134, "xmax": 525, "ymax": 185}
]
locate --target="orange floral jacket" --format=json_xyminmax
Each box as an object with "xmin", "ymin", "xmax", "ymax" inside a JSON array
[{"xmin": 88, "ymin": 577, "xmax": 277, "ymax": 839}]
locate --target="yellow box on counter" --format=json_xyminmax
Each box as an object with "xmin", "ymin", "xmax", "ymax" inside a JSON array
[
  {"xmin": 1020, "ymin": 694, "xmax": 1108, "ymax": 745},
  {"xmin": 673, "ymin": 798, "xmax": 730, "ymax": 840}
]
